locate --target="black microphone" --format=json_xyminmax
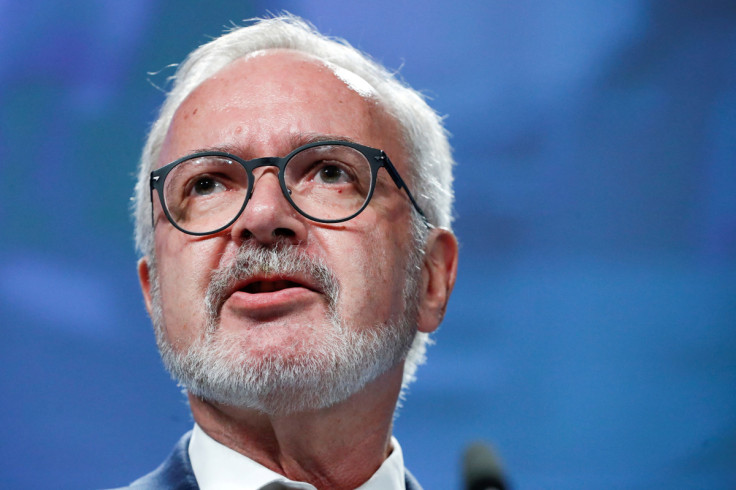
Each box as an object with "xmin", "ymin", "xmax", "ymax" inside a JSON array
[{"xmin": 462, "ymin": 441, "xmax": 508, "ymax": 490}]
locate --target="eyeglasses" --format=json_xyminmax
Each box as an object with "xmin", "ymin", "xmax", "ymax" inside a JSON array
[{"xmin": 150, "ymin": 140, "xmax": 427, "ymax": 236}]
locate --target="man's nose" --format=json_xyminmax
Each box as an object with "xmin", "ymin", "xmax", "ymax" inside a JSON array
[{"xmin": 229, "ymin": 168, "xmax": 308, "ymax": 245}]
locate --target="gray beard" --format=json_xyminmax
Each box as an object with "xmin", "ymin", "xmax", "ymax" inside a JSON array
[{"xmin": 148, "ymin": 241, "xmax": 421, "ymax": 415}]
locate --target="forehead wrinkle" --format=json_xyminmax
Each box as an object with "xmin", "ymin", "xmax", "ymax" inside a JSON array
[{"xmin": 187, "ymin": 133, "xmax": 366, "ymax": 161}]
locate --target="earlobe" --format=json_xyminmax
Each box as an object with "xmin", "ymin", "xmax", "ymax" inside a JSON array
[
  {"xmin": 416, "ymin": 228, "xmax": 458, "ymax": 333},
  {"xmin": 137, "ymin": 257, "xmax": 154, "ymax": 316}
]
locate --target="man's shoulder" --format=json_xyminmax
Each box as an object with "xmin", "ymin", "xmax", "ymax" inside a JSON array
[{"xmin": 110, "ymin": 432, "xmax": 198, "ymax": 490}]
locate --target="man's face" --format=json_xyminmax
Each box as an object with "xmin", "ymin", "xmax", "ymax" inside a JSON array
[{"xmin": 139, "ymin": 50, "xmax": 427, "ymax": 413}]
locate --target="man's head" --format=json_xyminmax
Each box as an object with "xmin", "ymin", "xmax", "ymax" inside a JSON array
[{"xmin": 133, "ymin": 15, "xmax": 457, "ymax": 414}]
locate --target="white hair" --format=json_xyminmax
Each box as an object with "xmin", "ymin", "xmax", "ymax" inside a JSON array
[{"xmin": 132, "ymin": 14, "xmax": 455, "ymax": 392}]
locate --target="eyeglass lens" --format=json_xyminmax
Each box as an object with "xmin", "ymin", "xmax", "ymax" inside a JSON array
[{"xmin": 161, "ymin": 144, "xmax": 374, "ymax": 234}]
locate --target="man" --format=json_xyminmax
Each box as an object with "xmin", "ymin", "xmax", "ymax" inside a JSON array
[{"xmin": 124, "ymin": 14, "xmax": 458, "ymax": 490}]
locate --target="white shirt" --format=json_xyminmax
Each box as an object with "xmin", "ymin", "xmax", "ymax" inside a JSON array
[{"xmin": 189, "ymin": 424, "xmax": 406, "ymax": 490}]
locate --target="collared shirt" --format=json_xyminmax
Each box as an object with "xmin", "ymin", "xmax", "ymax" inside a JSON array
[{"xmin": 188, "ymin": 424, "xmax": 406, "ymax": 490}]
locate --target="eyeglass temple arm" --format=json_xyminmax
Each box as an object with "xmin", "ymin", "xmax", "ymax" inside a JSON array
[
  {"xmin": 376, "ymin": 152, "xmax": 431, "ymax": 227},
  {"xmin": 149, "ymin": 174, "xmax": 160, "ymax": 228}
]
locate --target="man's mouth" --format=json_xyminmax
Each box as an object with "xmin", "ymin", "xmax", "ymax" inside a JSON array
[
  {"xmin": 205, "ymin": 245, "xmax": 339, "ymax": 320},
  {"xmin": 217, "ymin": 275, "xmax": 324, "ymax": 316},
  {"xmin": 240, "ymin": 279, "xmax": 305, "ymax": 294},
  {"xmin": 232, "ymin": 274, "xmax": 321, "ymax": 297}
]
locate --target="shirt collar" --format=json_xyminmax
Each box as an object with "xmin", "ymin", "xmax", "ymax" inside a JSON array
[{"xmin": 189, "ymin": 423, "xmax": 406, "ymax": 490}]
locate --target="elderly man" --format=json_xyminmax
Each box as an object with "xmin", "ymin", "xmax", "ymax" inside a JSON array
[{"xmin": 125, "ymin": 14, "xmax": 457, "ymax": 490}]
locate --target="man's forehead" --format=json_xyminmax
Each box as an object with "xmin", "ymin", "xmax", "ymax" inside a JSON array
[
  {"xmin": 159, "ymin": 48, "xmax": 406, "ymax": 166},
  {"xmin": 188, "ymin": 48, "xmax": 379, "ymax": 109}
]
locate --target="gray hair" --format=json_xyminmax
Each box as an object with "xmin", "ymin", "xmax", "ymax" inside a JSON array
[{"xmin": 132, "ymin": 13, "xmax": 455, "ymax": 391}]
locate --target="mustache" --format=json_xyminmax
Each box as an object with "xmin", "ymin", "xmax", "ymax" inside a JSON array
[{"xmin": 204, "ymin": 241, "xmax": 340, "ymax": 324}]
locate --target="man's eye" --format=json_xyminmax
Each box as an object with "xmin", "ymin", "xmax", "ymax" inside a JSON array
[
  {"xmin": 190, "ymin": 175, "xmax": 225, "ymax": 196},
  {"xmin": 315, "ymin": 163, "xmax": 351, "ymax": 184}
]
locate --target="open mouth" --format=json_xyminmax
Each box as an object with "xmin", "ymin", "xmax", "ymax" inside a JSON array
[
  {"xmin": 219, "ymin": 273, "xmax": 330, "ymax": 314},
  {"xmin": 240, "ymin": 279, "xmax": 305, "ymax": 294}
]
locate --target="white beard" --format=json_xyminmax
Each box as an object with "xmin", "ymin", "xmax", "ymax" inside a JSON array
[{"xmin": 149, "ymin": 241, "xmax": 421, "ymax": 415}]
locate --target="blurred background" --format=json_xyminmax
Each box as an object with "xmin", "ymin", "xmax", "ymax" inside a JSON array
[{"xmin": 1, "ymin": 1, "xmax": 735, "ymax": 488}]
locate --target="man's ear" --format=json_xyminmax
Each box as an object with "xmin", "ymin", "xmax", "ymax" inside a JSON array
[
  {"xmin": 137, "ymin": 256, "xmax": 154, "ymax": 316},
  {"xmin": 417, "ymin": 228, "xmax": 458, "ymax": 334}
]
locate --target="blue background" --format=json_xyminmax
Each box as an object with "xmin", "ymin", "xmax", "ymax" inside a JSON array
[{"xmin": 1, "ymin": 1, "xmax": 735, "ymax": 488}]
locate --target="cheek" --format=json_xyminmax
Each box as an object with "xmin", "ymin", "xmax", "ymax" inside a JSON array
[
  {"xmin": 153, "ymin": 229, "xmax": 223, "ymax": 342},
  {"xmin": 327, "ymin": 221, "xmax": 412, "ymax": 324}
]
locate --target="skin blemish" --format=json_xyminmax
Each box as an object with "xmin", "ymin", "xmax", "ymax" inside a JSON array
[{"xmin": 183, "ymin": 108, "xmax": 198, "ymax": 121}]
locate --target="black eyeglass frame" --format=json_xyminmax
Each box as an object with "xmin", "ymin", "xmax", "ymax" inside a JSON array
[{"xmin": 150, "ymin": 140, "xmax": 428, "ymax": 236}]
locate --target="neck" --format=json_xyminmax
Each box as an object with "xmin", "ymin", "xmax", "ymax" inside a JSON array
[{"xmin": 188, "ymin": 363, "xmax": 404, "ymax": 489}]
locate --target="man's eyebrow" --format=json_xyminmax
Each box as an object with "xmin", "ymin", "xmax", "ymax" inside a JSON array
[
  {"xmin": 291, "ymin": 133, "xmax": 360, "ymax": 147},
  {"xmin": 190, "ymin": 134, "xmax": 361, "ymax": 159},
  {"xmin": 190, "ymin": 143, "xmax": 251, "ymax": 156}
]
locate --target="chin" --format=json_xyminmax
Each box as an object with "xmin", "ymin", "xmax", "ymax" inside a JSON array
[{"xmin": 161, "ymin": 316, "xmax": 415, "ymax": 415}]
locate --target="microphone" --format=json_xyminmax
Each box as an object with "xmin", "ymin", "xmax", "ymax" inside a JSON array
[{"xmin": 462, "ymin": 441, "xmax": 508, "ymax": 490}]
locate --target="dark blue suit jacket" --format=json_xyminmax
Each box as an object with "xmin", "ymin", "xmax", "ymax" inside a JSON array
[{"xmin": 116, "ymin": 432, "xmax": 422, "ymax": 490}]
